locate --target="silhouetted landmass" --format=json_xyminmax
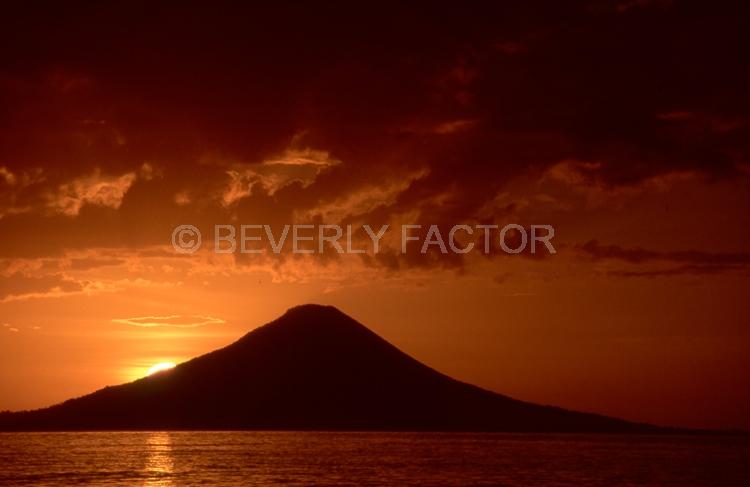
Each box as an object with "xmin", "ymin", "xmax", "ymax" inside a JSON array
[{"xmin": 0, "ymin": 305, "xmax": 673, "ymax": 432}]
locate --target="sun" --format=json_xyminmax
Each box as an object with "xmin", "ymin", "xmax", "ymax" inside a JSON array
[{"xmin": 146, "ymin": 362, "xmax": 176, "ymax": 376}]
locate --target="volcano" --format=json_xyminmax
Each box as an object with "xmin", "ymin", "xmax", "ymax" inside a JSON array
[{"xmin": 0, "ymin": 304, "xmax": 664, "ymax": 432}]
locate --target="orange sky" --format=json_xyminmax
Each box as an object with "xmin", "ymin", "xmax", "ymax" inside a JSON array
[{"xmin": 1, "ymin": 2, "xmax": 749, "ymax": 429}]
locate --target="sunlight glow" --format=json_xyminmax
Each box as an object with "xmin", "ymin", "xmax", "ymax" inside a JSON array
[{"xmin": 146, "ymin": 362, "xmax": 176, "ymax": 376}]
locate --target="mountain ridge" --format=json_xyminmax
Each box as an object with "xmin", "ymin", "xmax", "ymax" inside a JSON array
[{"xmin": 0, "ymin": 304, "xmax": 674, "ymax": 432}]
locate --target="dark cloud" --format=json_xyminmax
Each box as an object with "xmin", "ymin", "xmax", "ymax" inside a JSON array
[
  {"xmin": 579, "ymin": 239, "xmax": 750, "ymax": 266},
  {"xmin": 0, "ymin": 1, "xmax": 748, "ymax": 261},
  {"xmin": 0, "ymin": 273, "xmax": 84, "ymax": 301},
  {"xmin": 579, "ymin": 239, "xmax": 750, "ymax": 277},
  {"xmin": 608, "ymin": 264, "xmax": 746, "ymax": 278}
]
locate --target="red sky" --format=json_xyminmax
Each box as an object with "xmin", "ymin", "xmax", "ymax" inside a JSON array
[{"xmin": 1, "ymin": 1, "xmax": 749, "ymax": 429}]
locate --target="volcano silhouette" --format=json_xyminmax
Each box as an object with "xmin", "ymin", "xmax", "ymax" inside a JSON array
[{"xmin": 0, "ymin": 305, "xmax": 663, "ymax": 432}]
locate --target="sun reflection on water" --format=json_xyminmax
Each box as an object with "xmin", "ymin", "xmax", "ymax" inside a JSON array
[{"xmin": 144, "ymin": 432, "xmax": 174, "ymax": 486}]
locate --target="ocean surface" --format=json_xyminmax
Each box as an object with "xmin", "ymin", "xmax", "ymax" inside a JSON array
[{"xmin": 0, "ymin": 432, "xmax": 748, "ymax": 486}]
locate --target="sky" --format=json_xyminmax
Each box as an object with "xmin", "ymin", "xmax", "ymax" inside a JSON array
[{"xmin": 1, "ymin": 1, "xmax": 749, "ymax": 429}]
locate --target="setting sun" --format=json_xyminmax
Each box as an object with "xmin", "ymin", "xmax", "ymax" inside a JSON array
[{"xmin": 146, "ymin": 362, "xmax": 176, "ymax": 376}]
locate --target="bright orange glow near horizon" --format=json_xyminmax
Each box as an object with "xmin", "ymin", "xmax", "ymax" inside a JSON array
[
  {"xmin": 146, "ymin": 362, "xmax": 177, "ymax": 377},
  {"xmin": 0, "ymin": 2, "xmax": 748, "ymax": 432}
]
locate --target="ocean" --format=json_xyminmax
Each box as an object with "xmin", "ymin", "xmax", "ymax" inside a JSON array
[{"xmin": 1, "ymin": 431, "xmax": 748, "ymax": 485}]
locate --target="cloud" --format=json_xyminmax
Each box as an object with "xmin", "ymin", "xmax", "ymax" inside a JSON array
[
  {"xmin": 1, "ymin": 167, "xmax": 137, "ymax": 219},
  {"xmin": 608, "ymin": 264, "xmax": 746, "ymax": 278},
  {"xmin": 2, "ymin": 323, "xmax": 19, "ymax": 332},
  {"xmin": 264, "ymin": 148, "xmax": 339, "ymax": 167},
  {"xmin": 0, "ymin": 2, "xmax": 747, "ymax": 272},
  {"xmin": 579, "ymin": 240, "xmax": 750, "ymax": 266},
  {"xmin": 0, "ymin": 167, "xmax": 16, "ymax": 185},
  {"xmin": 296, "ymin": 168, "xmax": 428, "ymax": 222},
  {"xmin": 0, "ymin": 273, "xmax": 85, "ymax": 302},
  {"xmin": 0, "ymin": 166, "xmax": 45, "ymax": 219},
  {"xmin": 66, "ymin": 257, "xmax": 125, "ymax": 271},
  {"xmin": 48, "ymin": 169, "xmax": 136, "ymax": 216},
  {"xmin": 578, "ymin": 240, "xmax": 750, "ymax": 277},
  {"xmin": 220, "ymin": 148, "xmax": 340, "ymax": 205},
  {"xmin": 0, "ymin": 268, "xmax": 180, "ymax": 302},
  {"xmin": 112, "ymin": 315, "xmax": 225, "ymax": 328},
  {"xmin": 544, "ymin": 159, "xmax": 705, "ymax": 196},
  {"xmin": 174, "ymin": 191, "xmax": 191, "ymax": 206}
]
